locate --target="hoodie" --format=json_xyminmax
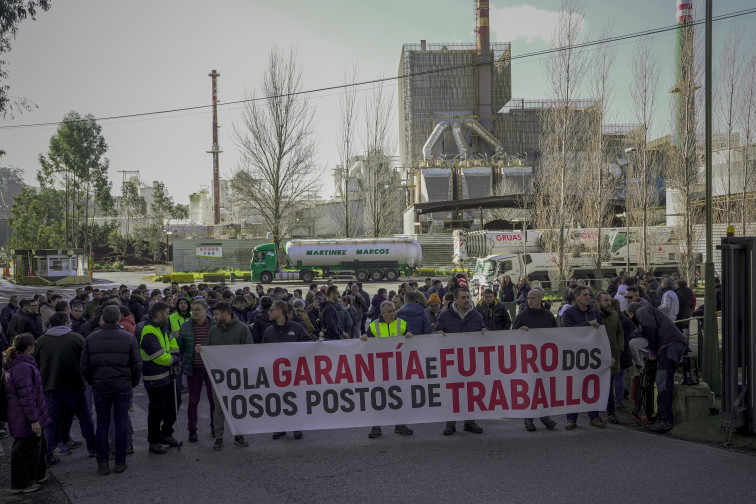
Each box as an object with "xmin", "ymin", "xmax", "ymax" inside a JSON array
[
  {"xmin": 33, "ymin": 325, "xmax": 87, "ymax": 392},
  {"xmin": 397, "ymin": 302, "xmax": 433, "ymax": 335}
]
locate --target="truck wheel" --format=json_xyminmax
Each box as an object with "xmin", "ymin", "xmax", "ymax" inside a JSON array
[
  {"xmin": 384, "ymin": 268, "xmax": 399, "ymax": 282},
  {"xmin": 355, "ymin": 269, "xmax": 369, "ymax": 282},
  {"xmin": 260, "ymin": 271, "xmax": 273, "ymax": 284},
  {"xmin": 301, "ymin": 270, "xmax": 314, "ymax": 283},
  {"xmin": 369, "ymin": 269, "xmax": 384, "ymax": 282}
]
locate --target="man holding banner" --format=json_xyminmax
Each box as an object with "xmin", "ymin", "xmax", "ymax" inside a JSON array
[
  {"xmin": 434, "ymin": 288, "xmax": 487, "ymax": 436},
  {"xmin": 361, "ymin": 301, "xmax": 414, "ymax": 439}
]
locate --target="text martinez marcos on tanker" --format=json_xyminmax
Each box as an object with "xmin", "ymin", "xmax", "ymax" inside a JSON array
[{"xmin": 304, "ymin": 248, "xmax": 391, "ymax": 256}]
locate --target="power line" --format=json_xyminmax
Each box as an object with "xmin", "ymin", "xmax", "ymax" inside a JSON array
[{"xmin": 2, "ymin": 7, "xmax": 754, "ymax": 131}]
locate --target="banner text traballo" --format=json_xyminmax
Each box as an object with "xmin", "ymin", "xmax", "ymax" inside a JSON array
[{"xmin": 200, "ymin": 327, "xmax": 611, "ymax": 435}]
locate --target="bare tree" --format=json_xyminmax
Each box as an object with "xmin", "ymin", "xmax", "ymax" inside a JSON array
[
  {"xmin": 362, "ymin": 77, "xmax": 400, "ymax": 237},
  {"xmin": 716, "ymin": 24, "xmax": 744, "ymax": 225},
  {"xmin": 332, "ymin": 64, "xmax": 360, "ymax": 237},
  {"xmin": 627, "ymin": 35, "xmax": 661, "ymax": 274},
  {"xmin": 737, "ymin": 40, "xmax": 756, "ymax": 234},
  {"xmin": 534, "ymin": 0, "xmax": 588, "ymax": 289},
  {"xmin": 232, "ymin": 45, "xmax": 318, "ymax": 258}
]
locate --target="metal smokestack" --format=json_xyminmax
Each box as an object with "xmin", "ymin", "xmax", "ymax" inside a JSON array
[
  {"xmin": 674, "ymin": 1, "xmax": 695, "ymax": 146},
  {"xmin": 476, "ymin": 0, "xmax": 493, "ymax": 131}
]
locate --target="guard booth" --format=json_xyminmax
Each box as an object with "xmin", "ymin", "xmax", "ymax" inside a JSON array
[
  {"xmin": 720, "ymin": 237, "xmax": 755, "ymax": 434},
  {"xmin": 11, "ymin": 248, "xmax": 91, "ymax": 285}
]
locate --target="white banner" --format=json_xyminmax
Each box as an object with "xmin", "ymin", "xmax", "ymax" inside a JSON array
[
  {"xmin": 200, "ymin": 327, "xmax": 611, "ymax": 435},
  {"xmin": 196, "ymin": 246, "xmax": 222, "ymax": 258}
]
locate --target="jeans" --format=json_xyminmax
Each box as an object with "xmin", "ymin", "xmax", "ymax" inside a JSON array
[
  {"xmin": 656, "ymin": 342, "xmax": 686, "ymax": 423},
  {"xmin": 606, "ymin": 374, "xmax": 616, "ymax": 415},
  {"xmin": 43, "ymin": 389, "xmax": 96, "ymax": 461},
  {"xmin": 187, "ymin": 365, "xmax": 215, "ymax": 433},
  {"xmin": 146, "ymin": 383, "xmax": 177, "ymax": 444},
  {"xmin": 613, "ymin": 369, "xmax": 626, "ymax": 404},
  {"xmin": 94, "ymin": 389, "xmax": 132, "ymax": 465},
  {"xmin": 212, "ymin": 389, "xmax": 226, "ymax": 440},
  {"xmin": 108, "ymin": 410, "xmax": 133, "ymax": 450},
  {"xmin": 11, "ymin": 432, "xmax": 47, "ymax": 490}
]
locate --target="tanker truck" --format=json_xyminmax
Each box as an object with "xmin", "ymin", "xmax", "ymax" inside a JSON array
[{"xmin": 250, "ymin": 237, "xmax": 423, "ymax": 284}]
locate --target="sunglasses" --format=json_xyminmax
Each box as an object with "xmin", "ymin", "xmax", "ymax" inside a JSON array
[{"xmin": 624, "ymin": 295, "xmax": 637, "ymax": 299}]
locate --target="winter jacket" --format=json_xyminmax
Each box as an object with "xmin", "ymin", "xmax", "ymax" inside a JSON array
[
  {"xmin": 658, "ymin": 289, "xmax": 680, "ymax": 321},
  {"xmin": 350, "ymin": 292, "xmax": 368, "ymax": 321},
  {"xmin": 511, "ymin": 307, "xmax": 557, "ymax": 329},
  {"xmin": 262, "ymin": 320, "xmax": 312, "ymax": 343},
  {"xmin": 7, "ymin": 311, "xmax": 43, "ymax": 339},
  {"xmin": 70, "ymin": 316, "xmax": 86, "ymax": 333},
  {"xmin": 475, "ymin": 299, "xmax": 512, "ymax": 331},
  {"xmin": 120, "ymin": 314, "xmax": 136, "ymax": 335},
  {"xmin": 434, "ymin": 303, "xmax": 485, "ymax": 334},
  {"xmin": 39, "ymin": 303, "xmax": 56, "ymax": 332},
  {"xmin": 426, "ymin": 306, "xmax": 441, "ymax": 328},
  {"xmin": 240, "ymin": 307, "xmax": 257, "ymax": 325},
  {"xmin": 562, "ymin": 305, "xmax": 604, "ymax": 328},
  {"xmin": 601, "ymin": 308, "xmax": 624, "ymax": 374},
  {"xmin": 208, "ymin": 314, "xmax": 253, "ymax": 346},
  {"xmin": 0, "ymin": 303, "xmax": 19, "ymax": 334},
  {"xmin": 169, "ymin": 310, "xmax": 191, "ymax": 334},
  {"xmin": 498, "ymin": 283, "xmax": 515, "ymax": 303},
  {"xmin": 368, "ymin": 294, "xmax": 385, "ymax": 319},
  {"xmin": 632, "ymin": 306, "xmax": 688, "ymax": 358},
  {"xmin": 516, "ymin": 285, "xmax": 531, "ymax": 311},
  {"xmin": 178, "ymin": 315, "xmax": 216, "ymax": 376},
  {"xmin": 78, "ymin": 315, "xmax": 102, "ymax": 338},
  {"xmin": 128, "ymin": 295, "xmax": 146, "ymax": 322},
  {"xmin": 397, "ymin": 302, "xmax": 433, "ymax": 335},
  {"xmin": 619, "ymin": 312, "xmax": 636, "ymax": 370},
  {"xmin": 295, "ymin": 308, "xmax": 315, "ymax": 335},
  {"xmin": 138, "ymin": 317, "xmax": 180, "ymax": 389},
  {"xmin": 250, "ymin": 310, "xmax": 272, "ymax": 344},
  {"xmin": 319, "ymin": 301, "xmax": 342, "ymax": 340},
  {"xmin": 80, "ymin": 323, "xmax": 141, "ymax": 394},
  {"xmin": 83, "ymin": 299, "xmax": 99, "ymax": 320},
  {"xmin": 4, "ymin": 353, "xmax": 52, "ymax": 438},
  {"xmin": 675, "ymin": 287, "xmax": 694, "ymax": 321},
  {"xmin": 343, "ymin": 305, "xmax": 360, "ymax": 339},
  {"xmin": 33, "ymin": 326, "xmax": 87, "ymax": 392},
  {"xmin": 336, "ymin": 305, "xmax": 353, "ymax": 336}
]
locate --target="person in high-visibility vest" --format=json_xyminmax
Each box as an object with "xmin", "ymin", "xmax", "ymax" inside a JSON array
[{"xmin": 360, "ymin": 300, "xmax": 414, "ymax": 439}]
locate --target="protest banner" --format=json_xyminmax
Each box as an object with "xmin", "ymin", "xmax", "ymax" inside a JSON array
[{"xmin": 200, "ymin": 327, "xmax": 611, "ymax": 435}]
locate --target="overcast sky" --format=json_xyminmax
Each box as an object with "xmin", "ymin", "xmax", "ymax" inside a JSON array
[{"xmin": 1, "ymin": 0, "xmax": 754, "ymax": 206}]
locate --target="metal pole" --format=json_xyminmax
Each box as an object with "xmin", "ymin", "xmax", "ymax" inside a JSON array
[{"xmin": 703, "ymin": 0, "xmax": 720, "ymax": 394}]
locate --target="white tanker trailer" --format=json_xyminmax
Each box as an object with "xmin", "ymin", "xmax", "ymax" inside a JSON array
[{"xmin": 250, "ymin": 238, "xmax": 423, "ymax": 284}]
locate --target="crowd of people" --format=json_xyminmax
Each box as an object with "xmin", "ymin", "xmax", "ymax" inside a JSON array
[{"xmin": 0, "ymin": 271, "xmax": 708, "ymax": 493}]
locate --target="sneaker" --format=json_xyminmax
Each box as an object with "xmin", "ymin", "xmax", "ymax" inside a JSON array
[
  {"xmin": 524, "ymin": 419, "xmax": 536, "ymax": 432},
  {"xmin": 12, "ymin": 483, "xmax": 41, "ymax": 494},
  {"xmin": 293, "ymin": 431, "xmax": 304, "ymax": 440},
  {"xmin": 607, "ymin": 414, "xmax": 619, "ymax": 424},
  {"xmin": 36, "ymin": 473, "xmax": 50, "ymax": 483},
  {"xmin": 160, "ymin": 436, "xmax": 179, "ymax": 447},
  {"xmin": 565, "ymin": 420, "xmax": 577, "ymax": 430},
  {"xmin": 65, "ymin": 439, "xmax": 83, "ymax": 449},
  {"xmin": 394, "ymin": 425, "xmax": 413, "ymax": 436},
  {"xmin": 272, "ymin": 431, "xmax": 287, "ymax": 440},
  {"xmin": 46, "ymin": 456, "xmax": 61, "ymax": 468},
  {"xmin": 541, "ymin": 418, "xmax": 558, "ymax": 430},
  {"xmin": 114, "ymin": 464, "xmax": 127, "ymax": 474},
  {"xmin": 53, "ymin": 444, "xmax": 72, "ymax": 456},
  {"xmin": 463, "ymin": 422, "xmax": 483, "ymax": 434},
  {"xmin": 368, "ymin": 427, "xmax": 382, "ymax": 439},
  {"xmin": 148, "ymin": 443, "xmax": 167, "ymax": 455},
  {"xmin": 645, "ymin": 420, "xmax": 673, "ymax": 433},
  {"xmin": 98, "ymin": 461, "xmax": 110, "ymax": 476},
  {"xmin": 213, "ymin": 438, "xmax": 223, "ymax": 451},
  {"xmin": 443, "ymin": 424, "xmax": 456, "ymax": 436},
  {"xmin": 589, "ymin": 418, "xmax": 606, "ymax": 429},
  {"xmin": 188, "ymin": 430, "xmax": 199, "ymax": 443},
  {"xmin": 234, "ymin": 435, "xmax": 249, "ymax": 447}
]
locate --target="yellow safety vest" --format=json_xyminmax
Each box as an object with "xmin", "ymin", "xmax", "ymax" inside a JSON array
[
  {"xmin": 369, "ymin": 318, "xmax": 407, "ymax": 338},
  {"xmin": 169, "ymin": 312, "xmax": 190, "ymax": 333}
]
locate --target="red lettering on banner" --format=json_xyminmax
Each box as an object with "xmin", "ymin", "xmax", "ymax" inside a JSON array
[
  {"xmin": 334, "ymin": 355, "xmax": 354, "ymax": 383},
  {"xmin": 273, "ymin": 358, "xmax": 291, "ymax": 387},
  {"xmin": 488, "ymin": 380, "xmax": 509, "ymax": 410},
  {"xmin": 531, "ymin": 378, "xmax": 549, "ymax": 409},
  {"xmin": 467, "ymin": 381, "xmax": 487, "ymax": 412},
  {"xmin": 354, "ymin": 353, "xmax": 374, "ymax": 382},
  {"xmin": 314, "ymin": 355, "xmax": 334, "ymax": 385},
  {"xmin": 541, "ymin": 343, "xmax": 558, "ymax": 372},
  {"xmin": 440, "ymin": 348, "xmax": 454, "ymax": 378},
  {"xmin": 457, "ymin": 347, "xmax": 476, "ymax": 377},
  {"xmin": 521, "ymin": 344, "xmax": 539, "ymax": 373},
  {"xmin": 395, "ymin": 351, "xmax": 403, "ymax": 381},
  {"xmin": 478, "ymin": 346, "xmax": 495, "ymax": 374},
  {"xmin": 582, "ymin": 374, "xmax": 600, "ymax": 404},
  {"xmin": 549, "ymin": 376, "xmax": 564, "ymax": 407},
  {"xmin": 565, "ymin": 375, "xmax": 580, "ymax": 405},
  {"xmin": 446, "ymin": 382, "xmax": 464, "ymax": 413},
  {"xmin": 294, "ymin": 357, "xmax": 313, "ymax": 386},
  {"xmin": 510, "ymin": 379, "xmax": 530, "ymax": 409},
  {"xmin": 404, "ymin": 351, "xmax": 425, "ymax": 380},
  {"xmin": 376, "ymin": 352, "xmax": 392, "ymax": 380},
  {"xmin": 497, "ymin": 345, "xmax": 517, "ymax": 374}
]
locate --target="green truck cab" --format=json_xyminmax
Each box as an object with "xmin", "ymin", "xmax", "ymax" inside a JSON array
[{"xmin": 250, "ymin": 243, "xmax": 278, "ymax": 283}]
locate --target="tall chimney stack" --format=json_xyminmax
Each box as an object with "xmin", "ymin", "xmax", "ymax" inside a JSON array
[{"xmin": 476, "ymin": 0, "xmax": 493, "ymax": 131}]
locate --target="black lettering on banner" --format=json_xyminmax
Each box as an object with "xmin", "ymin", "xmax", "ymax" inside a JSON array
[
  {"xmin": 265, "ymin": 393, "xmax": 282, "ymax": 417},
  {"xmin": 355, "ymin": 387, "xmax": 370, "ymax": 411},
  {"xmin": 388, "ymin": 386, "xmax": 402, "ymax": 410},
  {"xmin": 562, "ymin": 350, "xmax": 574, "ymax": 370},
  {"xmin": 227, "ymin": 369, "xmax": 241, "ymax": 390},
  {"xmin": 323, "ymin": 390, "xmax": 339, "ymax": 414},
  {"xmin": 340, "ymin": 389, "xmax": 356, "ymax": 412},
  {"xmin": 306, "ymin": 390, "xmax": 321, "ymax": 414},
  {"xmin": 425, "ymin": 357, "xmax": 438, "ymax": 379},
  {"xmin": 411, "ymin": 384, "xmax": 426, "ymax": 408},
  {"xmin": 211, "ymin": 369, "xmax": 225, "ymax": 384},
  {"xmin": 371, "ymin": 387, "xmax": 387, "ymax": 411},
  {"xmin": 248, "ymin": 394, "xmax": 264, "ymax": 418},
  {"xmin": 256, "ymin": 367, "xmax": 270, "ymax": 388},
  {"xmin": 428, "ymin": 383, "xmax": 442, "ymax": 407},
  {"xmin": 231, "ymin": 395, "xmax": 246, "ymax": 419},
  {"xmin": 589, "ymin": 348, "xmax": 602, "ymax": 369},
  {"xmin": 283, "ymin": 392, "xmax": 298, "ymax": 416}
]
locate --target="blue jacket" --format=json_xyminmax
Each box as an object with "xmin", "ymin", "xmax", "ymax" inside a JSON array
[
  {"xmin": 397, "ymin": 302, "xmax": 433, "ymax": 335},
  {"xmin": 1, "ymin": 303, "xmax": 19, "ymax": 334},
  {"xmin": 562, "ymin": 305, "xmax": 603, "ymax": 327},
  {"xmin": 434, "ymin": 303, "xmax": 485, "ymax": 333}
]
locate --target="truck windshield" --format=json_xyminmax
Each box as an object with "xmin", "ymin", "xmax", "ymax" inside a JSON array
[
  {"xmin": 253, "ymin": 251, "xmax": 266, "ymax": 262},
  {"xmin": 474, "ymin": 259, "xmax": 495, "ymax": 276}
]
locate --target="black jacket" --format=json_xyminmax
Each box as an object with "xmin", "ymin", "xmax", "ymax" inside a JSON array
[
  {"xmin": 250, "ymin": 310, "xmax": 272, "ymax": 344},
  {"xmin": 319, "ymin": 300, "xmax": 342, "ymax": 340},
  {"xmin": 128, "ymin": 295, "xmax": 146, "ymax": 322},
  {"xmin": 262, "ymin": 320, "xmax": 312, "ymax": 343},
  {"xmin": 7, "ymin": 311, "xmax": 42, "ymax": 339},
  {"xmin": 511, "ymin": 307, "xmax": 557, "ymax": 329},
  {"xmin": 476, "ymin": 300, "xmax": 512, "ymax": 330},
  {"xmin": 632, "ymin": 306, "xmax": 687, "ymax": 357},
  {"xmin": 80, "ymin": 323, "xmax": 142, "ymax": 394},
  {"xmin": 498, "ymin": 283, "xmax": 515, "ymax": 303}
]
